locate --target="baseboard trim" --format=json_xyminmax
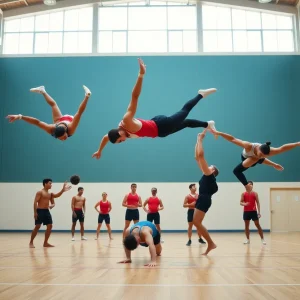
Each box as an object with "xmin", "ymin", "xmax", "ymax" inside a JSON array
[{"xmin": 0, "ymin": 229, "xmax": 271, "ymax": 233}]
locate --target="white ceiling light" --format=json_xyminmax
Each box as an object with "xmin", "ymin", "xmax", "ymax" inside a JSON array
[
  {"xmin": 44, "ymin": 0, "xmax": 56, "ymax": 5},
  {"xmin": 258, "ymin": 0, "xmax": 273, "ymax": 3}
]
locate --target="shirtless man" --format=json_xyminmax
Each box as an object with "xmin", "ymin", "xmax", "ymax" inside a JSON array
[
  {"xmin": 29, "ymin": 179, "xmax": 71, "ymax": 248},
  {"xmin": 71, "ymin": 187, "xmax": 87, "ymax": 241}
]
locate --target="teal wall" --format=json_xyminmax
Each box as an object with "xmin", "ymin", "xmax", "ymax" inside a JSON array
[
  {"xmin": 0, "ymin": 59, "xmax": 4, "ymax": 180},
  {"xmin": 0, "ymin": 56, "xmax": 299, "ymax": 183}
]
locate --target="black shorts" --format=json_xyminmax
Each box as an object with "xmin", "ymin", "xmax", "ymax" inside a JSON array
[
  {"xmin": 241, "ymin": 154, "xmax": 265, "ymax": 167},
  {"xmin": 72, "ymin": 210, "xmax": 84, "ymax": 223},
  {"xmin": 140, "ymin": 232, "xmax": 161, "ymax": 247},
  {"xmin": 147, "ymin": 212, "xmax": 160, "ymax": 225},
  {"xmin": 35, "ymin": 209, "xmax": 53, "ymax": 226},
  {"xmin": 195, "ymin": 195, "xmax": 212, "ymax": 213},
  {"xmin": 187, "ymin": 209, "xmax": 194, "ymax": 222},
  {"xmin": 125, "ymin": 209, "xmax": 139, "ymax": 221},
  {"xmin": 243, "ymin": 211, "xmax": 259, "ymax": 221},
  {"xmin": 98, "ymin": 214, "xmax": 110, "ymax": 224}
]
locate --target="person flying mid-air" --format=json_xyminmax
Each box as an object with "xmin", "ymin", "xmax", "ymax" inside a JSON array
[
  {"xmin": 6, "ymin": 85, "xmax": 91, "ymax": 141},
  {"xmin": 209, "ymin": 129, "xmax": 300, "ymax": 191},
  {"xmin": 92, "ymin": 58, "xmax": 217, "ymax": 159}
]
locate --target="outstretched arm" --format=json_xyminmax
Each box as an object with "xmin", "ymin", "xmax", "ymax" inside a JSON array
[
  {"xmin": 6, "ymin": 114, "xmax": 54, "ymax": 135},
  {"xmin": 263, "ymin": 158, "xmax": 284, "ymax": 171},
  {"xmin": 52, "ymin": 182, "xmax": 72, "ymax": 198},
  {"xmin": 92, "ymin": 134, "xmax": 109, "ymax": 159},
  {"xmin": 122, "ymin": 58, "xmax": 146, "ymax": 124},
  {"xmin": 118, "ymin": 228, "xmax": 132, "ymax": 263},
  {"xmin": 68, "ymin": 92, "xmax": 91, "ymax": 135},
  {"xmin": 214, "ymin": 130, "xmax": 252, "ymax": 150},
  {"xmin": 195, "ymin": 130, "xmax": 213, "ymax": 176},
  {"xmin": 144, "ymin": 231, "xmax": 157, "ymax": 266},
  {"xmin": 269, "ymin": 142, "xmax": 300, "ymax": 156}
]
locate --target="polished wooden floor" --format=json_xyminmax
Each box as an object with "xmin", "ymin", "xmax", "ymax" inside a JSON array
[{"xmin": 0, "ymin": 232, "xmax": 300, "ymax": 299}]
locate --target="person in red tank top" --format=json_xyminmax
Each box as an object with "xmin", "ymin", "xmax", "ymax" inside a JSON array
[
  {"xmin": 92, "ymin": 58, "xmax": 217, "ymax": 160},
  {"xmin": 122, "ymin": 183, "xmax": 142, "ymax": 238},
  {"xmin": 240, "ymin": 181, "xmax": 266, "ymax": 245},
  {"xmin": 143, "ymin": 188, "xmax": 164, "ymax": 239},
  {"xmin": 94, "ymin": 192, "xmax": 112, "ymax": 240},
  {"xmin": 6, "ymin": 85, "xmax": 91, "ymax": 141},
  {"xmin": 183, "ymin": 184, "xmax": 206, "ymax": 246}
]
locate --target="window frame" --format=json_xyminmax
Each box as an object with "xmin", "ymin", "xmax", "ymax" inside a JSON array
[{"xmin": 0, "ymin": 0, "xmax": 298, "ymax": 56}]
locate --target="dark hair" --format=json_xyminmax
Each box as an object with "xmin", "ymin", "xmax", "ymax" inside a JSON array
[
  {"xmin": 131, "ymin": 183, "xmax": 137, "ymax": 187},
  {"xmin": 123, "ymin": 234, "xmax": 138, "ymax": 250},
  {"xmin": 78, "ymin": 187, "xmax": 84, "ymax": 192},
  {"xmin": 108, "ymin": 129, "xmax": 121, "ymax": 143},
  {"xmin": 43, "ymin": 178, "xmax": 52, "ymax": 186},
  {"xmin": 189, "ymin": 184, "xmax": 195, "ymax": 190},
  {"xmin": 248, "ymin": 181, "xmax": 253, "ymax": 185},
  {"xmin": 151, "ymin": 187, "xmax": 157, "ymax": 194},
  {"xmin": 260, "ymin": 142, "xmax": 271, "ymax": 155},
  {"xmin": 212, "ymin": 165, "xmax": 219, "ymax": 177},
  {"xmin": 52, "ymin": 126, "xmax": 66, "ymax": 138}
]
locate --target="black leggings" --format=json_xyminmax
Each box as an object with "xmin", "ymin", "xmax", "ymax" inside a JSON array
[
  {"xmin": 151, "ymin": 94, "xmax": 208, "ymax": 137},
  {"xmin": 233, "ymin": 155, "xmax": 265, "ymax": 186}
]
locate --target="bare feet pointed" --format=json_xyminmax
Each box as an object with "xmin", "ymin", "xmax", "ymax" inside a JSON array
[{"xmin": 202, "ymin": 243, "xmax": 217, "ymax": 256}]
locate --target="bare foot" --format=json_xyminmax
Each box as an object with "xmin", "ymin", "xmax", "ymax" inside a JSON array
[
  {"xmin": 43, "ymin": 243, "xmax": 55, "ymax": 247},
  {"xmin": 202, "ymin": 243, "xmax": 217, "ymax": 256},
  {"xmin": 29, "ymin": 243, "xmax": 35, "ymax": 248}
]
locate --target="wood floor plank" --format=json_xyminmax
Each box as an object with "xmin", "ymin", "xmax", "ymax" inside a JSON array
[{"xmin": 0, "ymin": 232, "xmax": 300, "ymax": 300}]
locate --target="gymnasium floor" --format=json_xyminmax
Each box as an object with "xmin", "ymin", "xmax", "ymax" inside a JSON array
[{"xmin": 0, "ymin": 232, "xmax": 300, "ymax": 300}]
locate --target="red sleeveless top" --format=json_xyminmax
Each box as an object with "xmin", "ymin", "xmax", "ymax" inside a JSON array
[
  {"xmin": 119, "ymin": 119, "xmax": 158, "ymax": 138},
  {"xmin": 243, "ymin": 192, "xmax": 257, "ymax": 211},
  {"xmin": 100, "ymin": 200, "xmax": 109, "ymax": 214},
  {"xmin": 187, "ymin": 193, "xmax": 198, "ymax": 209},
  {"xmin": 148, "ymin": 196, "xmax": 160, "ymax": 213},
  {"xmin": 127, "ymin": 193, "xmax": 139, "ymax": 207}
]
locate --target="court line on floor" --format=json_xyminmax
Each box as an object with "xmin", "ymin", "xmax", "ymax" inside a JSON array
[
  {"xmin": 0, "ymin": 282, "xmax": 300, "ymax": 287},
  {"xmin": 1, "ymin": 266, "xmax": 300, "ymax": 270}
]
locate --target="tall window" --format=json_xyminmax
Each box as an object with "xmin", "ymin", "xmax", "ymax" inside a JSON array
[
  {"xmin": 3, "ymin": 6, "xmax": 93, "ymax": 55},
  {"xmin": 202, "ymin": 4, "xmax": 295, "ymax": 53},
  {"xmin": 98, "ymin": 1, "xmax": 197, "ymax": 53}
]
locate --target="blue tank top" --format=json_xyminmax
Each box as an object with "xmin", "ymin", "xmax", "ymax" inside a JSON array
[{"xmin": 129, "ymin": 221, "xmax": 158, "ymax": 246}]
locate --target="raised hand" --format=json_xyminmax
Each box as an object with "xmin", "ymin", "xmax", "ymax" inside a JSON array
[
  {"xmin": 138, "ymin": 58, "xmax": 146, "ymax": 75},
  {"xmin": 198, "ymin": 129, "xmax": 207, "ymax": 141},
  {"xmin": 274, "ymin": 164, "xmax": 284, "ymax": 171},
  {"xmin": 63, "ymin": 181, "xmax": 72, "ymax": 192},
  {"xmin": 6, "ymin": 114, "xmax": 21, "ymax": 123},
  {"xmin": 92, "ymin": 151, "xmax": 101, "ymax": 160}
]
